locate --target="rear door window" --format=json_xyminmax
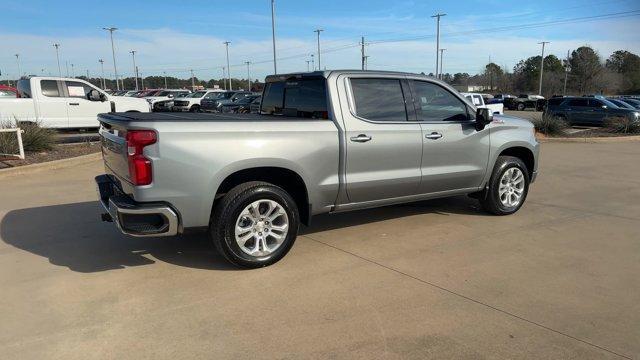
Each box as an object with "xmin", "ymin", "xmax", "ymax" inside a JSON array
[
  {"xmin": 40, "ymin": 80, "xmax": 61, "ymax": 97},
  {"xmin": 350, "ymin": 78, "xmax": 407, "ymax": 122},
  {"xmin": 261, "ymin": 78, "xmax": 327, "ymax": 118},
  {"xmin": 568, "ymin": 99, "xmax": 588, "ymax": 107}
]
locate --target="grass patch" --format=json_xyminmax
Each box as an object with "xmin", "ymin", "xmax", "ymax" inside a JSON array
[
  {"xmin": 0, "ymin": 120, "xmax": 56, "ymax": 154},
  {"xmin": 604, "ymin": 116, "xmax": 640, "ymax": 134},
  {"xmin": 532, "ymin": 114, "xmax": 568, "ymax": 136}
]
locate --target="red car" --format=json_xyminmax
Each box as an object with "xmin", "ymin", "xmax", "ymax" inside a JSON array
[{"xmin": 0, "ymin": 84, "xmax": 17, "ymax": 97}]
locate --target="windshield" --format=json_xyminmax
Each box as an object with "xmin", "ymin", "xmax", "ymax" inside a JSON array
[
  {"xmin": 189, "ymin": 91, "xmax": 207, "ymax": 98},
  {"xmin": 609, "ymin": 99, "xmax": 634, "ymax": 109}
]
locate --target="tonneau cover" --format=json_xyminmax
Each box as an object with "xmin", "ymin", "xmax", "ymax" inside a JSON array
[{"xmin": 98, "ymin": 112, "xmax": 311, "ymax": 123}]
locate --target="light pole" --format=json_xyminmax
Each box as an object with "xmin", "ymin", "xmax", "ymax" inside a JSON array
[
  {"xmin": 223, "ymin": 41, "xmax": 232, "ymax": 90},
  {"xmin": 311, "ymin": 54, "xmax": 315, "ymax": 71},
  {"xmin": 99, "ymin": 59, "xmax": 105, "ymax": 89},
  {"xmin": 71, "ymin": 63, "xmax": 75, "ymax": 77},
  {"xmin": 306, "ymin": 60, "xmax": 310, "ymax": 72},
  {"xmin": 314, "ymin": 29, "xmax": 323, "ymax": 70},
  {"xmin": 53, "ymin": 44, "xmax": 62, "ymax": 77},
  {"xmin": 563, "ymin": 50, "xmax": 570, "ymax": 96},
  {"xmin": 103, "ymin": 27, "xmax": 120, "ymax": 91},
  {"xmin": 190, "ymin": 69, "xmax": 195, "ymax": 91},
  {"xmin": 245, "ymin": 61, "xmax": 251, "ymax": 91},
  {"xmin": 163, "ymin": 71, "xmax": 168, "ymax": 89},
  {"xmin": 271, "ymin": 0, "xmax": 277, "ymax": 74},
  {"xmin": 140, "ymin": 70, "xmax": 144, "ymax": 89},
  {"xmin": 221, "ymin": 67, "xmax": 227, "ymax": 90},
  {"xmin": 538, "ymin": 41, "xmax": 550, "ymax": 96},
  {"xmin": 431, "ymin": 13, "xmax": 446, "ymax": 78},
  {"xmin": 15, "ymin": 54, "xmax": 21, "ymax": 78},
  {"xmin": 439, "ymin": 48, "xmax": 446, "ymax": 80},
  {"xmin": 130, "ymin": 50, "xmax": 139, "ymax": 90}
]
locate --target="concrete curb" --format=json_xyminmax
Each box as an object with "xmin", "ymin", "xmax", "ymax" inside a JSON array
[
  {"xmin": 537, "ymin": 134, "xmax": 640, "ymax": 143},
  {"xmin": 0, "ymin": 152, "xmax": 101, "ymax": 179}
]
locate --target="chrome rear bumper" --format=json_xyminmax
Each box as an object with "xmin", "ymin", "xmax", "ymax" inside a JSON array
[{"xmin": 95, "ymin": 175, "xmax": 179, "ymax": 237}]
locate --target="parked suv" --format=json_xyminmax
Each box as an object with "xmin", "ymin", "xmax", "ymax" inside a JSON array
[{"xmin": 545, "ymin": 96, "xmax": 639, "ymax": 126}]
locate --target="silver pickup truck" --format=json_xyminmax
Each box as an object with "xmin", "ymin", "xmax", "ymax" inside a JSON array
[{"xmin": 96, "ymin": 70, "xmax": 539, "ymax": 268}]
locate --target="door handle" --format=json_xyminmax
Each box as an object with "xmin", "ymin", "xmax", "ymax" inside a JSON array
[
  {"xmin": 69, "ymin": 102, "xmax": 80, "ymax": 106},
  {"xmin": 425, "ymin": 132, "xmax": 443, "ymax": 140},
  {"xmin": 350, "ymin": 134, "xmax": 372, "ymax": 143}
]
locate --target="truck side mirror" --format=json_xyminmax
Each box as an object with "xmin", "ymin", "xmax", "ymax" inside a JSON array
[
  {"xmin": 88, "ymin": 89, "xmax": 105, "ymax": 102},
  {"xmin": 475, "ymin": 108, "xmax": 493, "ymax": 131}
]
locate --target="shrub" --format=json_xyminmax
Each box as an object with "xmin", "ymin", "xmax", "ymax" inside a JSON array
[
  {"xmin": 532, "ymin": 114, "xmax": 568, "ymax": 136},
  {"xmin": 0, "ymin": 120, "xmax": 55, "ymax": 154},
  {"xmin": 604, "ymin": 116, "xmax": 640, "ymax": 134}
]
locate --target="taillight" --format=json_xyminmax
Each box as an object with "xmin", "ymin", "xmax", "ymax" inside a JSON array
[{"xmin": 125, "ymin": 130, "xmax": 157, "ymax": 186}]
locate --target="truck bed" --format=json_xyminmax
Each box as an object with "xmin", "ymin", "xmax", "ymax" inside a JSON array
[{"xmin": 99, "ymin": 112, "xmax": 312, "ymax": 123}]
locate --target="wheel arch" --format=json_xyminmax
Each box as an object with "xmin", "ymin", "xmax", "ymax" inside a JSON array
[
  {"xmin": 213, "ymin": 166, "xmax": 311, "ymax": 226},
  {"xmin": 497, "ymin": 146, "xmax": 535, "ymax": 179}
]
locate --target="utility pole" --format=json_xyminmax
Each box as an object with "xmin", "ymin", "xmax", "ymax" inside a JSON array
[
  {"xmin": 163, "ymin": 71, "xmax": 168, "ymax": 89},
  {"xmin": 363, "ymin": 55, "xmax": 369, "ymax": 70},
  {"xmin": 103, "ymin": 27, "xmax": 120, "ymax": 91},
  {"xmin": 431, "ymin": 13, "xmax": 446, "ymax": 78},
  {"xmin": 563, "ymin": 49, "xmax": 570, "ymax": 96},
  {"xmin": 361, "ymin": 36, "xmax": 366, "ymax": 71},
  {"xmin": 223, "ymin": 41, "xmax": 232, "ymax": 90},
  {"xmin": 14, "ymin": 54, "xmax": 21, "ymax": 78},
  {"xmin": 53, "ymin": 44, "xmax": 62, "ymax": 77},
  {"xmin": 306, "ymin": 60, "xmax": 310, "ymax": 72},
  {"xmin": 538, "ymin": 41, "xmax": 550, "ymax": 96},
  {"xmin": 271, "ymin": 0, "xmax": 277, "ymax": 74},
  {"xmin": 99, "ymin": 59, "xmax": 105, "ymax": 89},
  {"xmin": 190, "ymin": 69, "xmax": 195, "ymax": 91},
  {"xmin": 129, "ymin": 50, "xmax": 138, "ymax": 90},
  {"xmin": 222, "ymin": 67, "xmax": 227, "ymax": 90},
  {"xmin": 65, "ymin": 61, "xmax": 69, "ymax": 77},
  {"xmin": 71, "ymin": 63, "xmax": 75, "ymax": 77},
  {"xmin": 245, "ymin": 61, "xmax": 251, "ymax": 91},
  {"xmin": 140, "ymin": 71, "xmax": 144, "ymax": 89},
  {"xmin": 439, "ymin": 49, "xmax": 446, "ymax": 80},
  {"xmin": 314, "ymin": 29, "xmax": 323, "ymax": 70},
  {"xmin": 86, "ymin": 69, "xmax": 89, "ymax": 79},
  {"xmin": 311, "ymin": 54, "xmax": 315, "ymax": 71}
]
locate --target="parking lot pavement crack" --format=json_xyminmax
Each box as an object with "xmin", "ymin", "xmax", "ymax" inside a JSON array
[{"xmin": 301, "ymin": 234, "xmax": 633, "ymax": 360}]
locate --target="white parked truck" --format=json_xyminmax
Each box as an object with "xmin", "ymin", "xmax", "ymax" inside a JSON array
[
  {"xmin": 0, "ymin": 77, "xmax": 150, "ymax": 128},
  {"xmin": 461, "ymin": 93, "xmax": 504, "ymax": 115}
]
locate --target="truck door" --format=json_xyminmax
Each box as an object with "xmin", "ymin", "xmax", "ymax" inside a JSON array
[
  {"xmin": 341, "ymin": 76, "xmax": 423, "ymax": 203},
  {"xmin": 35, "ymin": 79, "xmax": 69, "ymax": 128},
  {"xmin": 64, "ymin": 80, "xmax": 110, "ymax": 128},
  {"xmin": 408, "ymin": 79, "xmax": 490, "ymax": 194}
]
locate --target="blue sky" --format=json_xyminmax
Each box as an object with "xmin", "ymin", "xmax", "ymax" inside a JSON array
[{"xmin": 2, "ymin": 0, "xmax": 639, "ymax": 81}]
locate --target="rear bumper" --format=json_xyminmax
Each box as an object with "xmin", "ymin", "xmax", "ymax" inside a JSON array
[{"xmin": 95, "ymin": 174, "xmax": 179, "ymax": 237}]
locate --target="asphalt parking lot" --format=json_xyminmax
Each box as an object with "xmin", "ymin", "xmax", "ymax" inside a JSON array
[{"xmin": 1, "ymin": 141, "xmax": 639, "ymax": 359}]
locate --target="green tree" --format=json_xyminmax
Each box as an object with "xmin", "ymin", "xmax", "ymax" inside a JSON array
[
  {"xmin": 569, "ymin": 46, "xmax": 602, "ymax": 94},
  {"xmin": 606, "ymin": 50, "xmax": 640, "ymax": 93}
]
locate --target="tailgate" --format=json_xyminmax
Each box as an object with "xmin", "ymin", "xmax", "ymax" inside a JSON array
[{"xmin": 99, "ymin": 121, "xmax": 131, "ymax": 183}]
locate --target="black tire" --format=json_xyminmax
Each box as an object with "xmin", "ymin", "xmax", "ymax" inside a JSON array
[
  {"xmin": 517, "ymin": 103, "xmax": 525, "ymax": 111},
  {"xmin": 479, "ymin": 156, "xmax": 530, "ymax": 215},
  {"xmin": 190, "ymin": 105, "xmax": 200, "ymax": 113},
  {"xmin": 209, "ymin": 181, "xmax": 299, "ymax": 268}
]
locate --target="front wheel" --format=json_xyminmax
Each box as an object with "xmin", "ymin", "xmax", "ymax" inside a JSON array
[
  {"xmin": 479, "ymin": 156, "xmax": 530, "ymax": 215},
  {"xmin": 210, "ymin": 181, "xmax": 299, "ymax": 268},
  {"xmin": 517, "ymin": 103, "xmax": 525, "ymax": 111}
]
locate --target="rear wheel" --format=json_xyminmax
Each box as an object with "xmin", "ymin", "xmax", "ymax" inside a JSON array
[
  {"xmin": 517, "ymin": 103, "xmax": 525, "ymax": 111},
  {"xmin": 190, "ymin": 105, "xmax": 200, "ymax": 112},
  {"xmin": 480, "ymin": 156, "xmax": 530, "ymax": 215},
  {"xmin": 210, "ymin": 181, "xmax": 299, "ymax": 268}
]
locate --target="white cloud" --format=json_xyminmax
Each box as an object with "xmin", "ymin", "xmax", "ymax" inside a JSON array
[{"xmin": 1, "ymin": 16, "xmax": 639, "ymax": 81}]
